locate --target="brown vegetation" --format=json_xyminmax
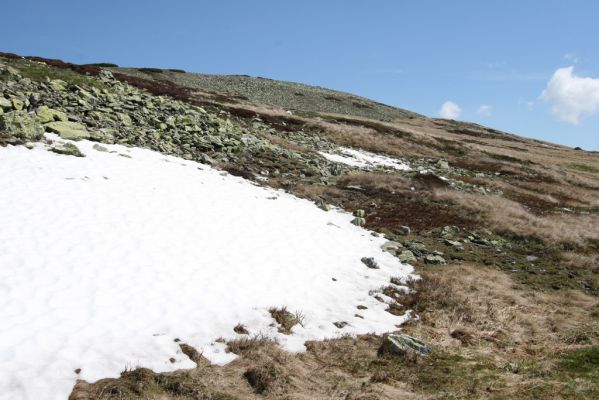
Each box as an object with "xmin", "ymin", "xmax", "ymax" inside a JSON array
[{"xmin": 435, "ymin": 189, "xmax": 599, "ymax": 244}]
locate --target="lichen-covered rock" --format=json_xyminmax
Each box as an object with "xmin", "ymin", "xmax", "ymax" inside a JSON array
[
  {"xmin": 36, "ymin": 106, "xmax": 67, "ymax": 124},
  {"xmin": 10, "ymin": 98, "xmax": 24, "ymax": 111},
  {"xmin": 44, "ymin": 121, "xmax": 90, "ymax": 140},
  {"xmin": 0, "ymin": 110, "xmax": 44, "ymax": 142},
  {"xmin": 378, "ymin": 334, "xmax": 431, "ymax": 357},
  {"xmin": 50, "ymin": 142, "xmax": 85, "ymax": 157},
  {"xmin": 49, "ymin": 79, "xmax": 68, "ymax": 91},
  {"xmin": 398, "ymin": 250, "xmax": 416, "ymax": 263}
]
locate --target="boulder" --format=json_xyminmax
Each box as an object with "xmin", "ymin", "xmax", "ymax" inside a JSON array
[
  {"xmin": 36, "ymin": 106, "xmax": 67, "ymax": 124},
  {"xmin": 398, "ymin": 250, "xmax": 416, "ymax": 263},
  {"xmin": 0, "ymin": 110, "xmax": 44, "ymax": 142},
  {"xmin": 378, "ymin": 334, "xmax": 431, "ymax": 357},
  {"xmin": 45, "ymin": 121, "xmax": 90, "ymax": 140},
  {"xmin": 50, "ymin": 142, "xmax": 85, "ymax": 157}
]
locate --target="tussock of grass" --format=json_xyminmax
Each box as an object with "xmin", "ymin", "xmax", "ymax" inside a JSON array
[
  {"xmin": 226, "ymin": 333, "xmax": 274, "ymax": 356},
  {"xmin": 243, "ymin": 362, "xmax": 287, "ymax": 394},
  {"xmin": 268, "ymin": 307, "xmax": 304, "ymax": 334}
]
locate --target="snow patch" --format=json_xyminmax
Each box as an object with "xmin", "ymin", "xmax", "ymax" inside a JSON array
[
  {"xmin": 0, "ymin": 138, "xmax": 414, "ymax": 400},
  {"xmin": 319, "ymin": 147, "xmax": 410, "ymax": 170}
]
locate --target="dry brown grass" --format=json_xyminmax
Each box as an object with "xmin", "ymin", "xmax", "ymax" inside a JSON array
[
  {"xmin": 435, "ymin": 188, "xmax": 599, "ymax": 244},
  {"xmin": 561, "ymin": 252, "xmax": 599, "ymax": 273},
  {"xmin": 259, "ymin": 132, "xmax": 307, "ymax": 153},
  {"xmin": 76, "ymin": 263, "xmax": 599, "ymax": 400},
  {"xmin": 336, "ymin": 172, "xmax": 411, "ymax": 193},
  {"xmin": 268, "ymin": 307, "xmax": 305, "ymax": 335},
  {"xmin": 399, "ymin": 264, "xmax": 599, "ymax": 355},
  {"xmin": 312, "ymin": 119, "xmax": 437, "ymax": 159}
]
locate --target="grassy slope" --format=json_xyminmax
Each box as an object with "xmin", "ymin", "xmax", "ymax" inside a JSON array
[{"xmin": 2, "ymin": 54, "xmax": 599, "ymax": 399}]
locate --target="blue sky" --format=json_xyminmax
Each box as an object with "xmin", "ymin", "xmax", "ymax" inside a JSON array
[{"xmin": 3, "ymin": 1, "xmax": 599, "ymax": 149}]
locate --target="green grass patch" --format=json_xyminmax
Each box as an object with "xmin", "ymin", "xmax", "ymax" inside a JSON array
[
  {"xmin": 558, "ymin": 347, "xmax": 599, "ymax": 375},
  {"xmin": 9, "ymin": 59, "xmax": 108, "ymax": 89},
  {"xmin": 570, "ymin": 163, "xmax": 599, "ymax": 174}
]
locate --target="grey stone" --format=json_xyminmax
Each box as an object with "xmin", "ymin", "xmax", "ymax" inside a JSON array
[
  {"xmin": 443, "ymin": 239, "xmax": 463, "ymax": 249},
  {"xmin": 361, "ymin": 257, "xmax": 379, "ymax": 269},
  {"xmin": 315, "ymin": 199, "xmax": 331, "ymax": 211},
  {"xmin": 379, "ymin": 334, "xmax": 431, "ymax": 357},
  {"xmin": 50, "ymin": 142, "xmax": 85, "ymax": 157},
  {"xmin": 333, "ymin": 321, "xmax": 349, "ymax": 329},
  {"xmin": 398, "ymin": 250, "xmax": 416, "ymax": 263},
  {"xmin": 397, "ymin": 225, "xmax": 411, "ymax": 235},
  {"xmin": 351, "ymin": 217, "xmax": 366, "ymax": 227},
  {"xmin": 381, "ymin": 241, "xmax": 402, "ymax": 254},
  {"xmin": 92, "ymin": 143, "xmax": 109, "ymax": 152},
  {"xmin": 425, "ymin": 255, "xmax": 446, "ymax": 265}
]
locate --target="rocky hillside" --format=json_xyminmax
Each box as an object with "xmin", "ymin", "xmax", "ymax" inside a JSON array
[{"xmin": 1, "ymin": 52, "xmax": 599, "ymax": 400}]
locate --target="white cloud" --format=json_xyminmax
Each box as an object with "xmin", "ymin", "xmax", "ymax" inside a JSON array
[
  {"xmin": 439, "ymin": 101, "xmax": 461, "ymax": 119},
  {"xmin": 540, "ymin": 66, "xmax": 599, "ymax": 124},
  {"xmin": 477, "ymin": 105, "xmax": 492, "ymax": 117},
  {"xmin": 527, "ymin": 101, "xmax": 535, "ymax": 111}
]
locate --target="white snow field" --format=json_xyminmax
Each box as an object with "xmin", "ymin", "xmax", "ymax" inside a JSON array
[
  {"xmin": 0, "ymin": 135, "xmax": 414, "ymax": 400},
  {"xmin": 319, "ymin": 146, "xmax": 410, "ymax": 170}
]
